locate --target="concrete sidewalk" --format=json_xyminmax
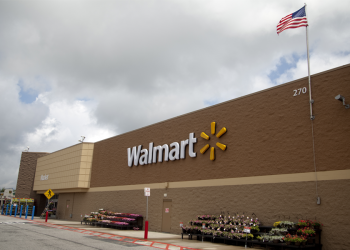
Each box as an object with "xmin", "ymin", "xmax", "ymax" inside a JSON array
[{"xmin": 2, "ymin": 215, "xmax": 263, "ymax": 250}]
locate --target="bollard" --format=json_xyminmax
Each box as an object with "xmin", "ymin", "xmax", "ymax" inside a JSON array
[
  {"xmin": 10, "ymin": 205, "xmax": 13, "ymax": 216},
  {"xmin": 32, "ymin": 206, "xmax": 35, "ymax": 220},
  {"xmin": 144, "ymin": 220, "xmax": 149, "ymax": 240},
  {"xmin": 25, "ymin": 205, "xmax": 28, "ymax": 219},
  {"xmin": 5, "ymin": 205, "xmax": 9, "ymax": 216},
  {"xmin": 31, "ymin": 206, "xmax": 35, "ymax": 220},
  {"xmin": 20, "ymin": 205, "xmax": 23, "ymax": 218},
  {"xmin": 15, "ymin": 205, "xmax": 18, "ymax": 217},
  {"xmin": 45, "ymin": 211, "xmax": 48, "ymax": 222}
]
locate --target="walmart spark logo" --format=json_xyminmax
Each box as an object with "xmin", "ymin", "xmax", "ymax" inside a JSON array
[{"xmin": 200, "ymin": 122, "xmax": 227, "ymax": 160}]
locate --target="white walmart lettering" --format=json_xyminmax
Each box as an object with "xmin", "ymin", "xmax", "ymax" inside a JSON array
[
  {"xmin": 127, "ymin": 133, "xmax": 197, "ymax": 167},
  {"xmin": 41, "ymin": 174, "xmax": 49, "ymax": 180}
]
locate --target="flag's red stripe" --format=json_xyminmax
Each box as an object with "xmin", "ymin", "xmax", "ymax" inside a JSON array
[
  {"xmin": 277, "ymin": 17, "xmax": 307, "ymax": 29},
  {"xmin": 277, "ymin": 20, "xmax": 308, "ymax": 30},
  {"xmin": 279, "ymin": 24, "xmax": 308, "ymax": 32},
  {"xmin": 278, "ymin": 23, "xmax": 308, "ymax": 34},
  {"xmin": 278, "ymin": 14, "xmax": 292, "ymax": 24},
  {"xmin": 277, "ymin": 17, "xmax": 307, "ymax": 34}
]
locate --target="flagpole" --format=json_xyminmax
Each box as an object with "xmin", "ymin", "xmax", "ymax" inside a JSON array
[
  {"xmin": 305, "ymin": 3, "xmax": 314, "ymax": 120},
  {"xmin": 305, "ymin": 3, "xmax": 320, "ymax": 204}
]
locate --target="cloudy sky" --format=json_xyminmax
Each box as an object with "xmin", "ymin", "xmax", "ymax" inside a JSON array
[{"xmin": 1, "ymin": 0, "xmax": 349, "ymax": 189}]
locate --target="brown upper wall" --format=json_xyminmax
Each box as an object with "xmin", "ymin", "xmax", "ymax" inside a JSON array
[{"xmin": 90, "ymin": 64, "xmax": 350, "ymax": 188}]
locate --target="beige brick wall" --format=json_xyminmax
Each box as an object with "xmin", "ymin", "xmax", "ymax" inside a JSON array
[{"xmin": 33, "ymin": 143, "xmax": 94, "ymax": 191}]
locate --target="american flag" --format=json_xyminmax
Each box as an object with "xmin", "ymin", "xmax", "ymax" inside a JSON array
[{"xmin": 277, "ymin": 6, "xmax": 308, "ymax": 35}]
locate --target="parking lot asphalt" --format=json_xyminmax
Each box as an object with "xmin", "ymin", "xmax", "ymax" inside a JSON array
[{"xmin": 0, "ymin": 215, "xmax": 262, "ymax": 250}]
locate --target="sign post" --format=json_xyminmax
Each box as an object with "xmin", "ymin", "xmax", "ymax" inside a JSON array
[
  {"xmin": 20, "ymin": 205, "xmax": 23, "ymax": 218},
  {"xmin": 43, "ymin": 189, "xmax": 55, "ymax": 222},
  {"xmin": 144, "ymin": 187, "xmax": 150, "ymax": 240},
  {"xmin": 243, "ymin": 226, "xmax": 251, "ymax": 249},
  {"xmin": 202, "ymin": 222, "xmax": 206, "ymax": 242}
]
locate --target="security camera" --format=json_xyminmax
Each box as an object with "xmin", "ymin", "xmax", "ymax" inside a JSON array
[
  {"xmin": 335, "ymin": 94, "xmax": 350, "ymax": 109},
  {"xmin": 335, "ymin": 94, "xmax": 345, "ymax": 102}
]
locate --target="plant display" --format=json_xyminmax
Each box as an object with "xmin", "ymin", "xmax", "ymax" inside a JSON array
[
  {"xmin": 84, "ymin": 209, "xmax": 142, "ymax": 230},
  {"xmin": 182, "ymin": 215, "xmax": 321, "ymax": 248},
  {"xmin": 182, "ymin": 213, "xmax": 260, "ymax": 241}
]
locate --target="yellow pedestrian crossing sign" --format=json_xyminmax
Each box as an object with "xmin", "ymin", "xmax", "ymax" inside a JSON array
[{"xmin": 44, "ymin": 189, "xmax": 55, "ymax": 199}]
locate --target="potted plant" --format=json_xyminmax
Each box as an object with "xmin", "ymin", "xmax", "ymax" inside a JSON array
[
  {"xmin": 297, "ymin": 220, "xmax": 308, "ymax": 228},
  {"xmin": 301, "ymin": 236, "xmax": 307, "ymax": 246},
  {"xmin": 279, "ymin": 221, "xmax": 294, "ymax": 229},
  {"xmin": 246, "ymin": 234, "xmax": 254, "ymax": 240},
  {"xmin": 271, "ymin": 236, "xmax": 282, "ymax": 244},
  {"xmin": 182, "ymin": 225, "xmax": 190, "ymax": 234},
  {"xmin": 250, "ymin": 225, "xmax": 260, "ymax": 233},
  {"xmin": 191, "ymin": 226, "xmax": 200, "ymax": 234},
  {"xmin": 213, "ymin": 230, "xmax": 222, "ymax": 238},
  {"xmin": 222, "ymin": 231, "xmax": 229, "ymax": 238},
  {"xmin": 293, "ymin": 236, "xmax": 303, "ymax": 246},
  {"xmin": 297, "ymin": 227, "xmax": 316, "ymax": 237},
  {"xmin": 284, "ymin": 235, "xmax": 292, "ymax": 245},
  {"xmin": 273, "ymin": 221, "xmax": 281, "ymax": 228},
  {"xmin": 312, "ymin": 221, "xmax": 323, "ymax": 230}
]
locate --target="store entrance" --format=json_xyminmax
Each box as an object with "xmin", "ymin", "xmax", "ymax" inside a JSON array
[
  {"xmin": 49, "ymin": 194, "xmax": 58, "ymax": 218},
  {"xmin": 161, "ymin": 199, "xmax": 172, "ymax": 232},
  {"xmin": 40, "ymin": 194, "xmax": 59, "ymax": 219}
]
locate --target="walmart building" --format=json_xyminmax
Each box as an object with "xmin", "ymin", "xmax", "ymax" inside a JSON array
[{"xmin": 16, "ymin": 64, "xmax": 350, "ymax": 250}]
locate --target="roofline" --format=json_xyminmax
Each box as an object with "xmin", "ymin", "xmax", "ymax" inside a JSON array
[{"xmin": 27, "ymin": 142, "xmax": 94, "ymax": 157}]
